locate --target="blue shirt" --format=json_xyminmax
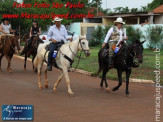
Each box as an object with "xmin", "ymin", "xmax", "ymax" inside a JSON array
[{"xmin": 47, "ymin": 25, "xmax": 68, "ymax": 42}]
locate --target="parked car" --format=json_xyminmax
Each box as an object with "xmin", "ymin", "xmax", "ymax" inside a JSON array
[{"xmin": 39, "ymin": 31, "xmax": 79, "ymax": 43}]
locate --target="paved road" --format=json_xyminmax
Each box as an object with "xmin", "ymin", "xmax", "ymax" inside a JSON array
[{"xmin": 0, "ymin": 57, "xmax": 162, "ymax": 122}]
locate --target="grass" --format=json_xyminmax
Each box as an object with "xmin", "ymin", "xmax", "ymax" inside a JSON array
[{"xmin": 72, "ymin": 46, "xmax": 163, "ymax": 84}]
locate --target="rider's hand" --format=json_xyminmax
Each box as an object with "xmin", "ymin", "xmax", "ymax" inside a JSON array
[
  {"xmin": 102, "ymin": 43, "xmax": 106, "ymax": 48},
  {"xmin": 52, "ymin": 39, "xmax": 57, "ymax": 43},
  {"xmin": 124, "ymin": 36, "xmax": 128, "ymax": 40},
  {"xmin": 68, "ymin": 38, "xmax": 72, "ymax": 41}
]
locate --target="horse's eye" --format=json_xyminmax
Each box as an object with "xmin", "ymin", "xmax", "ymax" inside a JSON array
[{"xmin": 82, "ymin": 42, "xmax": 85, "ymax": 45}]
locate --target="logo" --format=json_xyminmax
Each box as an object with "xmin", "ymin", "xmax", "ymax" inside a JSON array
[{"xmin": 2, "ymin": 105, "xmax": 33, "ymax": 121}]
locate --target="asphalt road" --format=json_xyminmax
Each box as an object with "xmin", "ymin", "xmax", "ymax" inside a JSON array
[{"xmin": 0, "ymin": 57, "xmax": 162, "ymax": 122}]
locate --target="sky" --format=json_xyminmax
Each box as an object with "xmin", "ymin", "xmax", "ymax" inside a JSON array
[{"xmin": 101, "ymin": 0, "xmax": 153, "ymax": 10}]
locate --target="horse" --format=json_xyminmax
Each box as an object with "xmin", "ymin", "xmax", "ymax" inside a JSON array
[
  {"xmin": 34, "ymin": 35, "xmax": 90, "ymax": 95},
  {"xmin": 21, "ymin": 35, "xmax": 43, "ymax": 71},
  {"xmin": 96, "ymin": 40, "xmax": 145, "ymax": 96},
  {"xmin": 0, "ymin": 34, "xmax": 20, "ymax": 72}
]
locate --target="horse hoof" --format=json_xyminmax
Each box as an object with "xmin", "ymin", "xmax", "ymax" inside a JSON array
[
  {"xmin": 24, "ymin": 68, "xmax": 26, "ymax": 71},
  {"xmin": 45, "ymin": 85, "xmax": 48, "ymax": 88},
  {"xmin": 106, "ymin": 87, "xmax": 110, "ymax": 93},
  {"xmin": 126, "ymin": 94, "xmax": 132, "ymax": 98},
  {"xmin": 53, "ymin": 89, "xmax": 57, "ymax": 93},
  {"xmin": 100, "ymin": 87, "xmax": 104, "ymax": 90},
  {"xmin": 8, "ymin": 69, "xmax": 12, "ymax": 73},
  {"xmin": 112, "ymin": 87, "xmax": 118, "ymax": 91},
  {"xmin": 68, "ymin": 91, "xmax": 74, "ymax": 95},
  {"xmin": 39, "ymin": 87, "xmax": 43, "ymax": 90}
]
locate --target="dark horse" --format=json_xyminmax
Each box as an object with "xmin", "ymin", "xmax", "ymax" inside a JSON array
[
  {"xmin": 21, "ymin": 35, "xmax": 43, "ymax": 71},
  {"xmin": 97, "ymin": 40, "xmax": 145, "ymax": 96},
  {"xmin": 0, "ymin": 34, "xmax": 20, "ymax": 72}
]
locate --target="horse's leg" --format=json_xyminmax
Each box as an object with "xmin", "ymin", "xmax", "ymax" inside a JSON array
[
  {"xmin": 0, "ymin": 54, "xmax": 4, "ymax": 71},
  {"xmin": 32, "ymin": 54, "xmax": 36, "ymax": 72},
  {"xmin": 44, "ymin": 68, "xmax": 49, "ymax": 88},
  {"xmin": 24, "ymin": 53, "xmax": 27, "ymax": 70},
  {"xmin": 63, "ymin": 69, "xmax": 74, "ymax": 95},
  {"xmin": 5, "ymin": 55, "xmax": 12, "ymax": 72},
  {"xmin": 126, "ymin": 69, "xmax": 131, "ymax": 96},
  {"xmin": 37, "ymin": 58, "xmax": 43, "ymax": 90},
  {"xmin": 112, "ymin": 70, "xmax": 122, "ymax": 91},
  {"xmin": 53, "ymin": 71, "xmax": 64, "ymax": 92}
]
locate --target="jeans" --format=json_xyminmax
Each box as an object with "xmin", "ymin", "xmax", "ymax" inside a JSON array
[{"xmin": 48, "ymin": 42, "xmax": 58, "ymax": 66}]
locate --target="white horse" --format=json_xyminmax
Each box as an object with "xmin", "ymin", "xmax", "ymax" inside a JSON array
[{"xmin": 34, "ymin": 35, "xmax": 90, "ymax": 95}]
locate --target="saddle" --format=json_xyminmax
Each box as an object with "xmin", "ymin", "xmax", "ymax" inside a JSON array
[
  {"xmin": 44, "ymin": 42, "xmax": 64, "ymax": 69},
  {"xmin": 102, "ymin": 42, "xmax": 126, "ymax": 57}
]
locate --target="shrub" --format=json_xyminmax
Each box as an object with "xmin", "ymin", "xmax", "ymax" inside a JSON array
[
  {"xmin": 125, "ymin": 25, "xmax": 144, "ymax": 44},
  {"xmin": 145, "ymin": 26, "xmax": 163, "ymax": 49},
  {"xmin": 90, "ymin": 26, "xmax": 103, "ymax": 46}
]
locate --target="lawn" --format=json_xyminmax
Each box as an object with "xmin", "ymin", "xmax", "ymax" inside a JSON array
[{"xmin": 72, "ymin": 46, "xmax": 163, "ymax": 84}]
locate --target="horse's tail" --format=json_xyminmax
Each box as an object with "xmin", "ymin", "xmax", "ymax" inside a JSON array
[{"xmin": 92, "ymin": 48, "xmax": 104, "ymax": 77}]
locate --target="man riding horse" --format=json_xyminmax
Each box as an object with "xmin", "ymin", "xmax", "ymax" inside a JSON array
[
  {"xmin": 102, "ymin": 17, "xmax": 138, "ymax": 68},
  {"xmin": 47, "ymin": 17, "xmax": 72, "ymax": 71}
]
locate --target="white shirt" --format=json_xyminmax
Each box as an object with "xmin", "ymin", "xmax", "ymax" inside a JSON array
[
  {"xmin": 47, "ymin": 25, "xmax": 68, "ymax": 42},
  {"xmin": 1, "ymin": 23, "xmax": 11, "ymax": 34},
  {"xmin": 104, "ymin": 27, "xmax": 126, "ymax": 44}
]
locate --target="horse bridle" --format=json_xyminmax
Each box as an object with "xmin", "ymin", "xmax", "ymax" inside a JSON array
[
  {"xmin": 69, "ymin": 38, "xmax": 89, "ymax": 58},
  {"xmin": 124, "ymin": 44, "xmax": 142, "ymax": 69}
]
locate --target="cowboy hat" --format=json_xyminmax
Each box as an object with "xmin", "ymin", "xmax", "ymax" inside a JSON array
[
  {"xmin": 114, "ymin": 17, "xmax": 125, "ymax": 24},
  {"xmin": 52, "ymin": 17, "xmax": 63, "ymax": 22},
  {"xmin": 2, "ymin": 18, "xmax": 10, "ymax": 22}
]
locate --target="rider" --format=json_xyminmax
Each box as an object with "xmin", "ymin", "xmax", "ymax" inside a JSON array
[
  {"xmin": 20, "ymin": 19, "xmax": 42, "ymax": 55},
  {"xmin": 47, "ymin": 17, "xmax": 72, "ymax": 71},
  {"xmin": 28, "ymin": 19, "xmax": 41, "ymax": 50},
  {"xmin": 0, "ymin": 18, "xmax": 16, "ymax": 48},
  {"xmin": 102, "ymin": 17, "xmax": 128, "ymax": 68},
  {"xmin": 102, "ymin": 17, "xmax": 139, "ymax": 68},
  {"xmin": 0, "ymin": 18, "xmax": 15, "ymax": 34}
]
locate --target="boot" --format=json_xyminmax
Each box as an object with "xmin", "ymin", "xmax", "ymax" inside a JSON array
[
  {"xmin": 47, "ymin": 65, "xmax": 52, "ymax": 71},
  {"xmin": 108, "ymin": 54, "xmax": 116, "ymax": 69}
]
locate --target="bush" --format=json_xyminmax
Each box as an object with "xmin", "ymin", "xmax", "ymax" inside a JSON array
[
  {"xmin": 145, "ymin": 26, "xmax": 163, "ymax": 49},
  {"xmin": 90, "ymin": 26, "xmax": 103, "ymax": 46},
  {"xmin": 125, "ymin": 25, "xmax": 144, "ymax": 44}
]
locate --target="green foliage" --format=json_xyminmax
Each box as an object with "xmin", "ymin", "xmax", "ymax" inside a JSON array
[
  {"xmin": 90, "ymin": 24, "xmax": 113, "ymax": 46},
  {"xmin": 125, "ymin": 25, "xmax": 144, "ymax": 44},
  {"xmin": 147, "ymin": 0, "xmax": 163, "ymax": 11},
  {"xmin": 145, "ymin": 26, "xmax": 163, "ymax": 49},
  {"xmin": 0, "ymin": 0, "xmax": 89, "ymax": 34},
  {"xmin": 90, "ymin": 25, "xmax": 103, "ymax": 46}
]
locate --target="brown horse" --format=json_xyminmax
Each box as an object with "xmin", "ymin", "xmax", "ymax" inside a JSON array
[
  {"xmin": 21, "ymin": 35, "xmax": 43, "ymax": 71},
  {"xmin": 0, "ymin": 34, "xmax": 20, "ymax": 72}
]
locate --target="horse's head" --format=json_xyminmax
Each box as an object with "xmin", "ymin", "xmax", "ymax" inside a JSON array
[
  {"xmin": 32, "ymin": 36, "xmax": 41, "ymax": 49},
  {"xmin": 14, "ymin": 35, "xmax": 21, "ymax": 51},
  {"xmin": 78, "ymin": 35, "xmax": 90, "ymax": 57},
  {"xmin": 132, "ymin": 39, "xmax": 145, "ymax": 63}
]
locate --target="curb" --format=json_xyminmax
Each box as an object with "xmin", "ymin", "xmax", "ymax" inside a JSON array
[{"xmin": 13, "ymin": 55, "xmax": 154, "ymax": 84}]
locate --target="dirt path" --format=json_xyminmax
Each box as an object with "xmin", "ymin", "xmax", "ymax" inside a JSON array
[{"xmin": 0, "ymin": 57, "xmax": 162, "ymax": 122}]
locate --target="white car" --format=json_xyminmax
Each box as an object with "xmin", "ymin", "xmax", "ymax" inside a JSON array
[{"xmin": 39, "ymin": 31, "xmax": 79, "ymax": 43}]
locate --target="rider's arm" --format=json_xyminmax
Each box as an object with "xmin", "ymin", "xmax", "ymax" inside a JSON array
[
  {"xmin": 63, "ymin": 26, "xmax": 72, "ymax": 41},
  {"xmin": 102, "ymin": 27, "xmax": 113, "ymax": 48},
  {"xmin": 10, "ymin": 27, "xmax": 15, "ymax": 33},
  {"xmin": 38, "ymin": 27, "xmax": 41, "ymax": 35},
  {"xmin": 0, "ymin": 23, "xmax": 7, "ymax": 34},
  {"xmin": 29, "ymin": 27, "xmax": 32, "ymax": 37}
]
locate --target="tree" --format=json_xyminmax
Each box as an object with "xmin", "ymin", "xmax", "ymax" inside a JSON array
[
  {"xmin": 90, "ymin": 0, "xmax": 102, "ymax": 16},
  {"xmin": 114, "ymin": 7, "xmax": 123, "ymax": 13},
  {"xmin": 147, "ymin": 0, "xmax": 163, "ymax": 11}
]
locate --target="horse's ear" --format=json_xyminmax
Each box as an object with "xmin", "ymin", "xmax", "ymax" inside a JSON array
[
  {"xmin": 141, "ymin": 40, "xmax": 145, "ymax": 44},
  {"xmin": 135, "ymin": 39, "xmax": 140, "ymax": 44},
  {"xmin": 83, "ymin": 34, "xmax": 86, "ymax": 38}
]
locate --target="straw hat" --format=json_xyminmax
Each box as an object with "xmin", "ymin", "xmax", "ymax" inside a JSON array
[
  {"xmin": 114, "ymin": 17, "xmax": 125, "ymax": 24},
  {"xmin": 52, "ymin": 17, "xmax": 63, "ymax": 22}
]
